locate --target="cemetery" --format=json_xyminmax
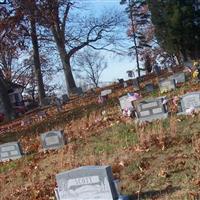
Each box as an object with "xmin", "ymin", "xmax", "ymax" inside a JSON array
[
  {"xmin": 1, "ymin": 1, "xmax": 200, "ymax": 199},
  {"xmin": 1, "ymin": 68, "xmax": 200, "ymax": 200}
]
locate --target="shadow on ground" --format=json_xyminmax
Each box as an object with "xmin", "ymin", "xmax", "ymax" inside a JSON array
[{"xmin": 128, "ymin": 186, "xmax": 180, "ymax": 200}]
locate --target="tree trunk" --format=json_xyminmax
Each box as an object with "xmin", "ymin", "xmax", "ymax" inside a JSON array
[
  {"xmin": 0, "ymin": 72, "xmax": 15, "ymax": 120},
  {"xmin": 52, "ymin": 33, "xmax": 76, "ymax": 94},
  {"xmin": 30, "ymin": 16, "xmax": 46, "ymax": 106}
]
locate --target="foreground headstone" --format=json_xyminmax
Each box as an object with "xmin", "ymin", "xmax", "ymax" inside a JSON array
[
  {"xmin": 55, "ymin": 165, "xmax": 129, "ymax": 200},
  {"xmin": 178, "ymin": 92, "xmax": 200, "ymax": 114},
  {"xmin": 134, "ymin": 97, "xmax": 168, "ymax": 123},
  {"xmin": 101, "ymin": 89, "xmax": 112, "ymax": 97},
  {"xmin": 40, "ymin": 130, "xmax": 65, "ymax": 150},
  {"xmin": 0, "ymin": 142, "xmax": 22, "ymax": 162},
  {"xmin": 159, "ymin": 79, "xmax": 176, "ymax": 93},
  {"xmin": 170, "ymin": 72, "xmax": 186, "ymax": 84}
]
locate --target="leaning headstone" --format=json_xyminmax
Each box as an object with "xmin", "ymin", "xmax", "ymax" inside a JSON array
[
  {"xmin": 0, "ymin": 142, "xmax": 22, "ymax": 162},
  {"xmin": 178, "ymin": 92, "xmax": 200, "ymax": 114},
  {"xmin": 134, "ymin": 97, "xmax": 168, "ymax": 123},
  {"xmin": 55, "ymin": 165, "xmax": 129, "ymax": 200},
  {"xmin": 159, "ymin": 79, "xmax": 176, "ymax": 93},
  {"xmin": 170, "ymin": 72, "xmax": 186, "ymax": 84},
  {"xmin": 145, "ymin": 83, "xmax": 154, "ymax": 93},
  {"xmin": 101, "ymin": 89, "xmax": 112, "ymax": 97},
  {"xmin": 40, "ymin": 130, "xmax": 65, "ymax": 150},
  {"xmin": 119, "ymin": 95, "xmax": 133, "ymax": 110}
]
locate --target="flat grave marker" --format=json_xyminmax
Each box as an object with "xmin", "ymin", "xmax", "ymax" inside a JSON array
[
  {"xmin": 40, "ymin": 130, "xmax": 65, "ymax": 150},
  {"xmin": 0, "ymin": 142, "xmax": 22, "ymax": 162}
]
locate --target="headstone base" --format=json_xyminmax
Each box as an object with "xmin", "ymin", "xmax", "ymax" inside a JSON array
[
  {"xmin": 54, "ymin": 189, "xmax": 130, "ymax": 200},
  {"xmin": 135, "ymin": 113, "xmax": 168, "ymax": 123}
]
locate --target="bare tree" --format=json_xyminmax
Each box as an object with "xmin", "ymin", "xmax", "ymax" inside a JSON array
[
  {"xmin": 75, "ymin": 49, "xmax": 107, "ymax": 88},
  {"xmin": 38, "ymin": 0, "xmax": 124, "ymax": 94}
]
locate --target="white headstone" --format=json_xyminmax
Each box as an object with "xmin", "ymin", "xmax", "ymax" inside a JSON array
[{"xmin": 101, "ymin": 89, "xmax": 112, "ymax": 97}]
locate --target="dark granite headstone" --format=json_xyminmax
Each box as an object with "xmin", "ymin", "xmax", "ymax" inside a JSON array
[
  {"xmin": 170, "ymin": 72, "xmax": 186, "ymax": 84},
  {"xmin": 0, "ymin": 142, "xmax": 22, "ymax": 162},
  {"xmin": 145, "ymin": 83, "xmax": 154, "ymax": 93},
  {"xmin": 135, "ymin": 97, "xmax": 168, "ymax": 123}
]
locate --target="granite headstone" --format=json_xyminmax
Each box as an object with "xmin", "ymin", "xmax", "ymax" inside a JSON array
[
  {"xmin": 55, "ymin": 165, "xmax": 129, "ymax": 200},
  {"xmin": 145, "ymin": 83, "xmax": 154, "ymax": 93},
  {"xmin": 101, "ymin": 89, "xmax": 112, "ymax": 97},
  {"xmin": 0, "ymin": 142, "xmax": 22, "ymax": 162},
  {"xmin": 159, "ymin": 79, "xmax": 176, "ymax": 93},
  {"xmin": 170, "ymin": 72, "xmax": 186, "ymax": 84},
  {"xmin": 178, "ymin": 92, "xmax": 200, "ymax": 114},
  {"xmin": 134, "ymin": 97, "xmax": 168, "ymax": 123},
  {"xmin": 119, "ymin": 95, "xmax": 133, "ymax": 110},
  {"xmin": 40, "ymin": 130, "xmax": 65, "ymax": 150},
  {"xmin": 132, "ymin": 78, "xmax": 139, "ymax": 91}
]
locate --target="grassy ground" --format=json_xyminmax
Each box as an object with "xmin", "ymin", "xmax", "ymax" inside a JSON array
[{"xmin": 1, "ymin": 80, "xmax": 200, "ymax": 200}]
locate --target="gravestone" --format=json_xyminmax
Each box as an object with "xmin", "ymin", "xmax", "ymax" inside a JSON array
[
  {"xmin": 170, "ymin": 72, "xmax": 186, "ymax": 84},
  {"xmin": 134, "ymin": 97, "xmax": 168, "ymax": 123},
  {"xmin": 101, "ymin": 89, "xmax": 112, "ymax": 97},
  {"xmin": 62, "ymin": 94, "xmax": 69, "ymax": 104},
  {"xmin": 119, "ymin": 95, "xmax": 133, "ymax": 110},
  {"xmin": 132, "ymin": 78, "xmax": 139, "ymax": 91},
  {"xmin": 127, "ymin": 70, "xmax": 134, "ymax": 78},
  {"xmin": 178, "ymin": 92, "xmax": 200, "ymax": 114},
  {"xmin": 145, "ymin": 83, "xmax": 154, "ymax": 93},
  {"xmin": 55, "ymin": 165, "xmax": 129, "ymax": 200},
  {"xmin": 70, "ymin": 87, "xmax": 84, "ymax": 96},
  {"xmin": 118, "ymin": 79, "xmax": 124, "ymax": 85},
  {"xmin": 159, "ymin": 79, "xmax": 176, "ymax": 93},
  {"xmin": 0, "ymin": 142, "xmax": 22, "ymax": 162},
  {"xmin": 40, "ymin": 130, "xmax": 65, "ymax": 150}
]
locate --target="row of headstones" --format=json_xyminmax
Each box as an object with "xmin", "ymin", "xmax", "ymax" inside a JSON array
[
  {"xmin": 102, "ymin": 72, "xmax": 186, "ymax": 98},
  {"xmin": 0, "ymin": 130, "xmax": 65, "ymax": 162},
  {"xmin": 139, "ymin": 72, "xmax": 186, "ymax": 93},
  {"xmin": 119, "ymin": 91, "xmax": 200, "ymax": 123}
]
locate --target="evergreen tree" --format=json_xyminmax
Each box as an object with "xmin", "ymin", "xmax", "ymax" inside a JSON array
[{"xmin": 147, "ymin": 0, "xmax": 200, "ymax": 62}]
